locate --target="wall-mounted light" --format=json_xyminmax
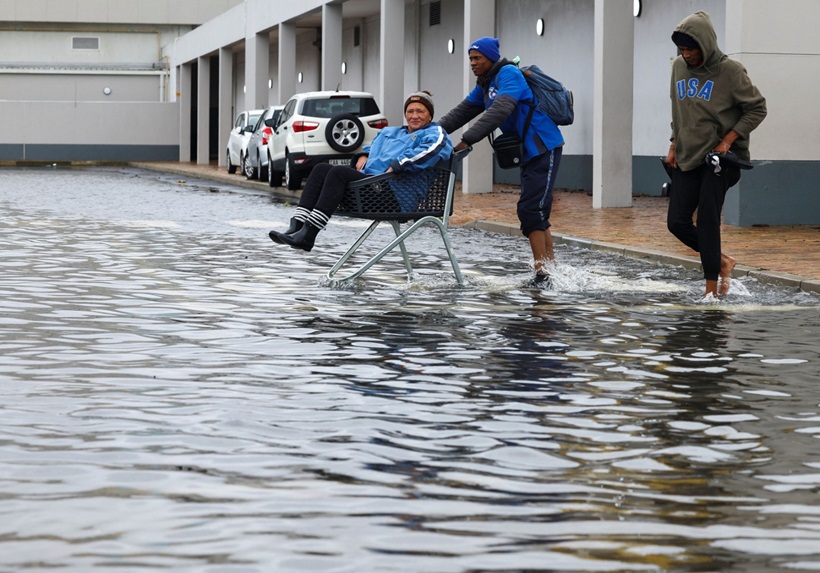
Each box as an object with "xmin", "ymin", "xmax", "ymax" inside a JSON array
[
  {"xmin": 633, "ymin": 0, "xmax": 642, "ymax": 17},
  {"xmin": 341, "ymin": 62, "xmax": 347, "ymax": 74},
  {"xmin": 243, "ymin": 85, "xmax": 246, "ymax": 93},
  {"xmin": 297, "ymin": 72, "xmax": 303, "ymax": 83},
  {"xmin": 103, "ymin": 87, "xmax": 112, "ymax": 95},
  {"xmin": 536, "ymin": 19, "xmax": 544, "ymax": 36},
  {"xmin": 268, "ymin": 79, "xmax": 272, "ymax": 89},
  {"xmin": 447, "ymin": 38, "xmax": 455, "ymax": 54}
]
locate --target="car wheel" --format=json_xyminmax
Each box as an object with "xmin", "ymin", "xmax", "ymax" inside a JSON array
[
  {"xmin": 268, "ymin": 154, "xmax": 283, "ymax": 188},
  {"xmin": 285, "ymin": 156, "xmax": 302, "ymax": 191},
  {"xmin": 258, "ymin": 152, "xmax": 268, "ymax": 182},
  {"xmin": 243, "ymin": 153, "xmax": 257, "ymax": 180},
  {"xmin": 227, "ymin": 150, "xmax": 237, "ymax": 174},
  {"xmin": 325, "ymin": 113, "xmax": 365, "ymax": 153}
]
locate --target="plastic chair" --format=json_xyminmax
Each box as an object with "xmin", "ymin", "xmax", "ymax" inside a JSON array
[{"xmin": 327, "ymin": 147, "xmax": 471, "ymax": 284}]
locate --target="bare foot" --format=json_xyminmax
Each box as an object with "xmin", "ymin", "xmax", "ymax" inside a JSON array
[{"xmin": 719, "ymin": 254, "xmax": 736, "ymax": 297}]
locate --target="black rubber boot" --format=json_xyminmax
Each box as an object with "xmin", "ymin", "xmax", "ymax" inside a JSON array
[
  {"xmin": 269, "ymin": 218, "xmax": 304, "ymax": 244},
  {"xmin": 279, "ymin": 221, "xmax": 321, "ymax": 252}
]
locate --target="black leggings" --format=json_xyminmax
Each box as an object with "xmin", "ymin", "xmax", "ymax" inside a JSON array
[
  {"xmin": 298, "ymin": 163, "xmax": 369, "ymax": 216},
  {"xmin": 667, "ymin": 163, "xmax": 740, "ymax": 280}
]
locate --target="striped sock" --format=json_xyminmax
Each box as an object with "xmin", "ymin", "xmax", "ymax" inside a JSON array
[
  {"xmin": 293, "ymin": 206, "xmax": 311, "ymax": 222},
  {"xmin": 306, "ymin": 209, "xmax": 330, "ymax": 230}
]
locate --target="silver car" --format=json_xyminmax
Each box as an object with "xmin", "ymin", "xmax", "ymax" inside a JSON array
[
  {"xmin": 242, "ymin": 105, "xmax": 284, "ymax": 180},
  {"xmin": 226, "ymin": 109, "xmax": 264, "ymax": 174}
]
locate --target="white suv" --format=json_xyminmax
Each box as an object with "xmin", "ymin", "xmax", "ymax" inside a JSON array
[{"xmin": 266, "ymin": 91, "xmax": 387, "ymax": 190}]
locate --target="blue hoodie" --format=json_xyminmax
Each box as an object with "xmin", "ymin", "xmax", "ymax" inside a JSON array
[{"xmin": 362, "ymin": 122, "xmax": 452, "ymax": 174}]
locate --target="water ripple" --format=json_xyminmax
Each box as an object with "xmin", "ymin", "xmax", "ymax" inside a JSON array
[{"xmin": 0, "ymin": 167, "xmax": 819, "ymax": 572}]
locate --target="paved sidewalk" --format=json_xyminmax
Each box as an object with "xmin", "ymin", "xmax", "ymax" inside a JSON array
[{"xmin": 131, "ymin": 161, "xmax": 820, "ymax": 293}]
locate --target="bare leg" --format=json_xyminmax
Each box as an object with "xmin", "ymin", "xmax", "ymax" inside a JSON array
[
  {"xmin": 718, "ymin": 253, "xmax": 736, "ymax": 297},
  {"xmin": 704, "ymin": 279, "xmax": 718, "ymax": 299},
  {"xmin": 545, "ymin": 229, "xmax": 555, "ymax": 262},
  {"xmin": 528, "ymin": 230, "xmax": 554, "ymax": 273}
]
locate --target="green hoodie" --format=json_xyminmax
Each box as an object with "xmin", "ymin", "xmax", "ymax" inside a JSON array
[{"xmin": 669, "ymin": 11, "xmax": 767, "ymax": 171}]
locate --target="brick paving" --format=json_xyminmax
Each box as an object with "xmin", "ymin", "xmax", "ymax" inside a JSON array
[{"xmin": 132, "ymin": 162, "xmax": 820, "ymax": 291}]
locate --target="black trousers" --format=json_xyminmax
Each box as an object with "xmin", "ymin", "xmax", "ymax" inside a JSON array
[
  {"xmin": 298, "ymin": 163, "xmax": 369, "ymax": 216},
  {"xmin": 667, "ymin": 163, "xmax": 740, "ymax": 281}
]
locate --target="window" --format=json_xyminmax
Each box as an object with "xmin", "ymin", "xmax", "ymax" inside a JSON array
[
  {"xmin": 301, "ymin": 97, "xmax": 380, "ymax": 119},
  {"xmin": 72, "ymin": 37, "xmax": 100, "ymax": 50},
  {"xmin": 280, "ymin": 99, "xmax": 297, "ymax": 124}
]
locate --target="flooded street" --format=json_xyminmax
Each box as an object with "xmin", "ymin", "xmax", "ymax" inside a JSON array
[{"xmin": 1, "ymin": 166, "xmax": 819, "ymax": 572}]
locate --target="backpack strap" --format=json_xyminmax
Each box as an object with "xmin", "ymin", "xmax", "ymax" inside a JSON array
[{"xmin": 520, "ymin": 99, "xmax": 536, "ymax": 142}]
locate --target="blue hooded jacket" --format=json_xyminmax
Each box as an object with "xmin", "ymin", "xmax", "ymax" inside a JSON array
[
  {"xmin": 361, "ymin": 122, "xmax": 453, "ymax": 212},
  {"xmin": 362, "ymin": 122, "xmax": 452, "ymax": 175}
]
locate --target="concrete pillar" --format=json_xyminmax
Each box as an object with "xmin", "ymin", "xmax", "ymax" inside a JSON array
[
  {"xmin": 461, "ymin": 0, "xmax": 495, "ymax": 195},
  {"xmin": 196, "ymin": 56, "xmax": 211, "ymax": 165},
  {"xmin": 592, "ymin": 0, "xmax": 634, "ymax": 208},
  {"xmin": 322, "ymin": 3, "xmax": 343, "ymax": 91},
  {"xmin": 379, "ymin": 0, "xmax": 405, "ymax": 127},
  {"xmin": 246, "ymin": 31, "xmax": 269, "ymax": 109},
  {"xmin": 217, "ymin": 47, "xmax": 233, "ymax": 168},
  {"xmin": 278, "ymin": 22, "xmax": 296, "ymax": 104},
  {"xmin": 178, "ymin": 63, "xmax": 192, "ymax": 163}
]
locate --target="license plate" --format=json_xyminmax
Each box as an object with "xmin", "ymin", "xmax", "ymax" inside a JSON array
[{"xmin": 328, "ymin": 158, "xmax": 349, "ymax": 166}]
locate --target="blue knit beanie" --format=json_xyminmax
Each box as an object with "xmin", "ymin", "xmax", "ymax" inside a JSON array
[{"xmin": 468, "ymin": 37, "xmax": 500, "ymax": 62}]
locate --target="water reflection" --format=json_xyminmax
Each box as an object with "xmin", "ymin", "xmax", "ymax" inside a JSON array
[{"xmin": 0, "ymin": 166, "xmax": 818, "ymax": 572}]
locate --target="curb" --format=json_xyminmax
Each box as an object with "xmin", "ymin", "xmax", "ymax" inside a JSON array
[{"xmin": 468, "ymin": 219, "xmax": 820, "ymax": 295}]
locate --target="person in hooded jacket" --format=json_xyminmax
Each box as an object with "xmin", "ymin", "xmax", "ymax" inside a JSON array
[
  {"xmin": 438, "ymin": 37, "xmax": 564, "ymax": 286},
  {"xmin": 665, "ymin": 11, "xmax": 767, "ymax": 299},
  {"xmin": 269, "ymin": 91, "xmax": 452, "ymax": 252}
]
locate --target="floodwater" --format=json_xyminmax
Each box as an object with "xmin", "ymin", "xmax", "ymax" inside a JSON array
[{"xmin": 1, "ymin": 166, "xmax": 819, "ymax": 573}]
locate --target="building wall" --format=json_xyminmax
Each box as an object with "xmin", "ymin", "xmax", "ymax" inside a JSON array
[
  {"xmin": 362, "ymin": 15, "xmax": 381, "ymax": 99},
  {"xmin": 0, "ymin": 29, "xmax": 164, "ymax": 66},
  {"xmin": 0, "ymin": 101, "xmax": 179, "ymax": 161},
  {"xmin": 495, "ymin": 0, "xmax": 595, "ymax": 190},
  {"xmin": 722, "ymin": 0, "xmax": 820, "ymax": 225},
  {"xmin": 418, "ymin": 0, "xmax": 464, "ymax": 122},
  {"xmin": 0, "ymin": 0, "xmax": 243, "ymax": 25},
  {"xmin": 0, "ymin": 73, "xmax": 165, "ymax": 103},
  {"xmin": 2, "ymin": 0, "xmax": 818, "ymax": 225},
  {"xmin": 339, "ymin": 22, "xmax": 364, "ymax": 93},
  {"xmin": 0, "ymin": 0, "xmax": 241, "ymax": 162},
  {"xmin": 294, "ymin": 30, "xmax": 321, "ymax": 94}
]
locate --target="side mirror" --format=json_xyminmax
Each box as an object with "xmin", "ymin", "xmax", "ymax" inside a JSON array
[
  {"xmin": 243, "ymin": 125, "xmax": 254, "ymax": 133},
  {"xmin": 264, "ymin": 118, "xmax": 277, "ymax": 128}
]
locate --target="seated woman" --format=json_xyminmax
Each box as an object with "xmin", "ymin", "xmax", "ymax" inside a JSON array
[{"xmin": 269, "ymin": 91, "xmax": 453, "ymax": 252}]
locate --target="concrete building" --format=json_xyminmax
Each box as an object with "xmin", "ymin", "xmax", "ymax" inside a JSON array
[
  {"xmin": 0, "ymin": 0, "xmax": 243, "ymax": 162},
  {"xmin": 1, "ymin": 0, "xmax": 818, "ymax": 226}
]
